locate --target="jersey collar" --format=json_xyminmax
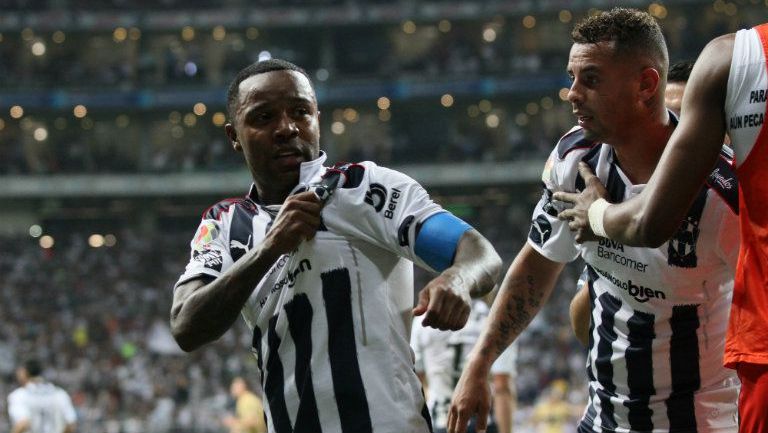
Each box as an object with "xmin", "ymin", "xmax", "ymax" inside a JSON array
[{"xmin": 246, "ymin": 151, "xmax": 328, "ymax": 204}]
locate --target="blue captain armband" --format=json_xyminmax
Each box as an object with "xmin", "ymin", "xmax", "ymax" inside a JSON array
[{"xmin": 414, "ymin": 212, "xmax": 473, "ymax": 272}]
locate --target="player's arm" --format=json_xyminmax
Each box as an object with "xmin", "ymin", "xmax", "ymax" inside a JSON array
[
  {"xmin": 413, "ymin": 226, "xmax": 503, "ymax": 331},
  {"xmin": 492, "ymin": 373, "xmax": 515, "ymax": 433},
  {"xmin": 448, "ymin": 244, "xmax": 564, "ymax": 433},
  {"xmin": 554, "ymin": 35, "xmax": 733, "ymax": 246},
  {"xmin": 11, "ymin": 419, "xmax": 30, "ymax": 433},
  {"xmin": 569, "ymin": 282, "xmax": 590, "ymax": 347},
  {"xmin": 171, "ymin": 192, "xmax": 322, "ymax": 351},
  {"xmin": 63, "ymin": 423, "xmax": 76, "ymax": 433}
]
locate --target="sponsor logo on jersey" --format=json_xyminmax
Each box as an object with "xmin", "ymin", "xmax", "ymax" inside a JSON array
[
  {"xmin": 230, "ymin": 234, "xmax": 252, "ymax": 257},
  {"xmin": 193, "ymin": 249, "xmax": 223, "ymax": 272},
  {"xmin": 749, "ymin": 88, "xmax": 767, "ymax": 103},
  {"xmin": 709, "ymin": 168, "xmax": 735, "ymax": 190},
  {"xmin": 529, "ymin": 215, "xmax": 552, "ymax": 246},
  {"xmin": 596, "ymin": 239, "xmax": 649, "ymax": 273},
  {"xmin": 193, "ymin": 221, "xmax": 220, "ymax": 251},
  {"xmin": 259, "ymin": 258, "xmax": 312, "ymax": 307},
  {"xmin": 364, "ymin": 183, "xmax": 387, "ymax": 212},
  {"xmin": 594, "ymin": 267, "xmax": 666, "ymax": 302},
  {"xmin": 384, "ymin": 188, "xmax": 401, "ymax": 219}
]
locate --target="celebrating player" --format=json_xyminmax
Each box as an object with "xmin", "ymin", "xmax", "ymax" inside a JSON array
[
  {"xmin": 170, "ymin": 59, "xmax": 502, "ymax": 433},
  {"xmin": 449, "ymin": 9, "xmax": 739, "ymax": 433}
]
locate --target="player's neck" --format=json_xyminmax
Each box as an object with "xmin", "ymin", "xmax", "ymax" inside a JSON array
[{"xmin": 612, "ymin": 110, "xmax": 675, "ymax": 185}]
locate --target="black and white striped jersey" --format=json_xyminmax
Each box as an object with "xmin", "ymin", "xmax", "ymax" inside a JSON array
[
  {"xmin": 8, "ymin": 381, "xmax": 77, "ymax": 433},
  {"xmin": 529, "ymin": 126, "xmax": 741, "ymax": 433},
  {"xmin": 176, "ymin": 153, "xmax": 454, "ymax": 433},
  {"xmin": 411, "ymin": 300, "xmax": 517, "ymax": 430}
]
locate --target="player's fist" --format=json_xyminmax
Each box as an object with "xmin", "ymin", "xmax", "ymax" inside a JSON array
[
  {"xmin": 413, "ymin": 271, "xmax": 471, "ymax": 331},
  {"xmin": 263, "ymin": 191, "xmax": 323, "ymax": 256}
]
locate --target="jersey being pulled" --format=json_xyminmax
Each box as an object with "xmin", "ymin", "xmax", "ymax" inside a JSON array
[
  {"xmin": 530, "ymin": 127, "xmax": 740, "ymax": 433},
  {"xmin": 411, "ymin": 300, "xmax": 517, "ymax": 430},
  {"xmin": 8, "ymin": 382, "xmax": 77, "ymax": 433},
  {"xmin": 724, "ymin": 23, "xmax": 768, "ymax": 368},
  {"xmin": 176, "ymin": 153, "xmax": 449, "ymax": 433}
]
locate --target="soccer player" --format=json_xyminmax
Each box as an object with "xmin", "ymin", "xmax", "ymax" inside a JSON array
[
  {"xmin": 448, "ymin": 9, "xmax": 740, "ymax": 433},
  {"xmin": 568, "ymin": 59, "xmax": 696, "ymax": 347},
  {"xmin": 8, "ymin": 359, "xmax": 77, "ymax": 433},
  {"xmin": 170, "ymin": 59, "xmax": 502, "ymax": 433},
  {"xmin": 554, "ymin": 22, "xmax": 768, "ymax": 432},
  {"xmin": 411, "ymin": 299, "xmax": 517, "ymax": 433},
  {"xmin": 223, "ymin": 377, "xmax": 267, "ymax": 433}
]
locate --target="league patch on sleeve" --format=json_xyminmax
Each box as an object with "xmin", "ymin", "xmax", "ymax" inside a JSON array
[
  {"xmin": 193, "ymin": 221, "xmax": 220, "ymax": 251},
  {"xmin": 192, "ymin": 249, "xmax": 224, "ymax": 272},
  {"xmin": 529, "ymin": 215, "xmax": 553, "ymax": 246}
]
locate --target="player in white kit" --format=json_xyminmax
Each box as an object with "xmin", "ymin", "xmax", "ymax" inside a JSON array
[{"xmin": 8, "ymin": 360, "xmax": 77, "ymax": 433}]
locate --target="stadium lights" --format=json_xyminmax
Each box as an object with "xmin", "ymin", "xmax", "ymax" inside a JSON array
[
  {"xmin": 315, "ymin": 69, "xmax": 329, "ymax": 82},
  {"xmin": 246, "ymin": 27, "xmax": 259, "ymax": 40},
  {"xmin": 73, "ymin": 105, "xmax": 87, "ymax": 118},
  {"xmin": 39, "ymin": 235, "xmax": 54, "ymax": 249},
  {"xmin": 33, "ymin": 127, "xmax": 48, "ymax": 141},
  {"xmin": 104, "ymin": 234, "xmax": 117, "ymax": 247},
  {"xmin": 478, "ymin": 100, "xmax": 492, "ymax": 113},
  {"xmin": 193, "ymin": 103, "xmax": 207, "ymax": 116},
  {"xmin": 441, "ymin": 94, "xmax": 454, "ymax": 108},
  {"xmin": 129, "ymin": 28, "xmax": 141, "ymax": 41},
  {"xmin": 182, "ymin": 26, "xmax": 195, "ymax": 41},
  {"xmin": 559, "ymin": 88, "xmax": 570, "ymax": 101},
  {"xmin": 113, "ymin": 27, "xmax": 127, "ymax": 42},
  {"xmin": 21, "ymin": 28, "xmax": 34, "ymax": 41},
  {"xmin": 485, "ymin": 113, "xmax": 500, "ymax": 128},
  {"xmin": 515, "ymin": 113, "xmax": 529, "ymax": 126},
  {"xmin": 31, "ymin": 41, "xmax": 46, "ymax": 56},
  {"xmin": 482, "ymin": 27, "xmax": 497, "ymax": 42},
  {"xmin": 331, "ymin": 121, "xmax": 345, "ymax": 135},
  {"xmin": 377, "ymin": 97, "xmax": 390, "ymax": 110},
  {"xmin": 52, "ymin": 31, "xmax": 65, "ymax": 44},
  {"xmin": 378, "ymin": 110, "xmax": 391, "ymax": 122},
  {"xmin": 342, "ymin": 108, "xmax": 358, "ymax": 123},
  {"xmin": 526, "ymin": 102, "xmax": 540, "ymax": 115},
  {"xmin": 212, "ymin": 112, "xmax": 226, "ymax": 127},
  {"xmin": 29, "ymin": 225, "xmax": 42, "ymax": 238},
  {"xmin": 467, "ymin": 105, "xmax": 480, "ymax": 118},
  {"xmin": 402, "ymin": 21, "xmax": 416, "ymax": 34},
  {"xmin": 541, "ymin": 96, "xmax": 554, "ymax": 110},
  {"xmin": 559, "ymin": 10, "xmax": 573, "ymax": 23},
  {"xmin": 212, "ymin": 25, "xmax": 226, "ymax": 41},
  {"xmin": 10, "ymin": 105, "xmax": 23, "ymax": 119},
  {"xmin": 88, "ymin": 234, "xmax": 105, "ymax": 248},
  {"xmin": 183, "ymin": 113, "xmax": 197, "ymax": 127},
  {"xmin": 522, "ymin": 15, "xmax": 536, "ymax": 29},
  {"xmin": 438, "ymin": 20, "xmax": 451, "ymax": 33}
]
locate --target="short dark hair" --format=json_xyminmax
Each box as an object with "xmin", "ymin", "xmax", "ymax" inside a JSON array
[
  {"xmin": 668, "ymin": 60, "xmax": 694, "ymax": 83},
  {"xmin": 226, "ymin": 59, "xmax": 313, "ymax": 121},
  {"xmin": 571, "ymin": 8, "xmax": 669, "ymax": 79},
  {"xmin": 23, "ymin": 359, "xmax": 43, "ymax": 377}
]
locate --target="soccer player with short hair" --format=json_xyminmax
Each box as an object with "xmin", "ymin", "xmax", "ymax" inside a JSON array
[
  {"xmin": 8, "ymin": 359, "xmax": 77, "ymax": 433},
  {"xmin": 170, "ymin": 59, "xmax": 502, "ymax": 433},
  {"xmin": 449, "ymin": 9, "xmax": 739, "ymax": 433},
  {"xmin": 555, "ymin": 21, "xmax": 768, "ymax": 432}
]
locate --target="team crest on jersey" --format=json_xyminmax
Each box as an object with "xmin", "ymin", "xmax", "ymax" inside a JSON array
[
  {"xmin": 365, "ymin": 183, "xmax": 387, "ymax": 212},
  {"xmin": 193, "ymin": 221, "xmax": 220, "ymax": 251},
  {"xmin": 193, "ymin": 249, "xmax": 223, "ymax": 272},
  {"xmin": 529, "ymin": 215, "xmax": 552, "ymax": 246},
  {"xmin": 668, "ymin": 216, "xmax": 700, "ymax": 268}
]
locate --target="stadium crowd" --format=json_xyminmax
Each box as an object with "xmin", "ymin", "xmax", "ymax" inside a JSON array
[{"xmin": 0, "ymin": 199, "xmax": 586, "ymax": 432}]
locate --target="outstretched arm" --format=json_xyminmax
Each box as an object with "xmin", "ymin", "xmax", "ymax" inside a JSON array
[
  {"xmin": 414, "ymin": 229, "xmax": 503, "ymax": 330},
  {"xmin": 447, "ymin": 243, "xmax": 564, "ymax": 433},
  {"xmin": 171, "ymin": 192, "xmax": 323, "ymax": 351},
  {"xmin": 555, "ymin": 35, "xmax": 733, "ymax": 246}
]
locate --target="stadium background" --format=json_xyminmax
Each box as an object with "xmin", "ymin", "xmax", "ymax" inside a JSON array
[{"xmin": 0, "ymin": 0, "xmax": 764, "ymax": 431}]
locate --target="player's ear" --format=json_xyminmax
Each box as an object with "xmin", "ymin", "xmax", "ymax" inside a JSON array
[
  {"xmin": 638, "ymin": 67, "xmax": 661, "ymax": 102},
  {"xmin": 225, "ymin": 123, "xmax": 241, "ymax": 152}
]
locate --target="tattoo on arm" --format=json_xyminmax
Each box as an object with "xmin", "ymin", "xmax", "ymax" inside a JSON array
[{"xmin": 494, "ymin": 275, "xmax": 543, "ymax": 357}]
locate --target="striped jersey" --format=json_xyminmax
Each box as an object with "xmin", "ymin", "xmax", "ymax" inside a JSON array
[
  {"xmin": 530, "ymin": 125, "xmax": 740, "ymax": 433},
  {"xmin": 176, "ymin": 153, "xmax": 452, "ymax": 433},
  {"xmin": 8, "ymin": 381, "xmax": 77, "ymax": 433},
  {"xmin": 724, "ymin": 23, "xmax": 768, "ymax": 368},
  {"xmin": 411, "ymin": 300, "xmax": 517, "ymax": 430}
]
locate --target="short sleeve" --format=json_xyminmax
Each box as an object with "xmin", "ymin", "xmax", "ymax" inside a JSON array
[
  {"xmin": 323, "ymin": 163, "xmax": 449, "ymax": 272},
  {"xmin": 8, "ymin": 391, "xmax": 30, "ymax": 423},
  {"xmin": 58, "ymin": 390, "xmax": 77, "ymax": 424},
  {"xmin": 175, "ymin": 212, "xmax": 235, "ymax": 289},
  {"xmin": 526, "ymin": 150, "xmax": 580, "ymax": 263}
]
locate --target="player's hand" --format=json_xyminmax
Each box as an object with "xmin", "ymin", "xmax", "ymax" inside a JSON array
[
  {"xmin": 262, "ymin": 191, "xmax": 323, "ymax": 256},
  {"xmin": 553, "ymin": 162, "xmax": 609, "ymax": 243},
  {"xmin": 447, "ymin": 361, "xmax": 492, "ymax": 433},
  {"xmin": 413, "ymin": 271, "xmax": 471, "ymax": 331}
]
